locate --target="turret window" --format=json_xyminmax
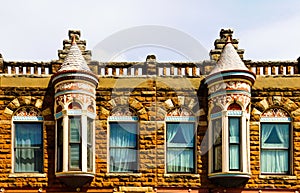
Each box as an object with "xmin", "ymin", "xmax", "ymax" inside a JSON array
[{"xmin": 229, "ymin": 117, "xmax": 240, "ymax": 171}]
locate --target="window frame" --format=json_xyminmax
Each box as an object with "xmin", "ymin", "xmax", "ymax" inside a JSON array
[
  {"xmin": 68, "ymin": 115, "xmax": 82, "ymax": 171},
  {"xmin": 211, "ymin": 116, "xmax": 222, "ymax": 173},
  {"xmin": 228, "ymin": 116, "xmax": 241, "ymax": 171},
  {"xmin": 260, "ymin": 120, "xmax": 291, "ymax": 175},
  {"xmin": 166, "ymin": 121, "xmax": 196, "ymax": 174},
  {"xmin": 108, "ymin": 116, "xmax": 139, "ymax": 173},
  {"xmin": 12, "ymin": 117, "xmax": 44, "ymax": 173}
]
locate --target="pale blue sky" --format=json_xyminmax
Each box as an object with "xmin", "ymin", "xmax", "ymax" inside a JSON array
[{"xmin": 0, "ymin": 0, "xmax": 300, "ymax": 61}]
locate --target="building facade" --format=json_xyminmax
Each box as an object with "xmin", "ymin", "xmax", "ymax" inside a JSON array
[{"xmin": 0, "ymin": 29, "xmax": 299, "ymax": 193}]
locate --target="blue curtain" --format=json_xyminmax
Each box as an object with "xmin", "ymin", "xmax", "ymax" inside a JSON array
[
  {"xmin": 167, "ymin": 123, "xmax": 194, "ymax": 173},
  {"xmin": 229, "ymin": 117, "xmax": 240, "ymax": 170},
  {"xmin": 110, "ymin": 123, "xmax": 137, "ymax": 172},
  {"xmin": 15, "ymin": 123, "xmax": 42, "ymax": 172},
  {"xmin": 261, "ymin": 123, "xmax": 289, "ymax": 173}
]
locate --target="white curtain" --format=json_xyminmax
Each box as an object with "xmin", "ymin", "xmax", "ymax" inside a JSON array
[
  {"xmin": 15, "ymin": 123, "xmax": 42, "ymax": 172},
  {"xmin": 167, "ymin": 123, "xmax": 194, "ymax": 173},
  {"xmin": 261, "ymin": 123, "xmax": 289, "ymax": 173},
  {"xmin": 110, "ymin": 123, "xmax": 137, "ymax": 172}
]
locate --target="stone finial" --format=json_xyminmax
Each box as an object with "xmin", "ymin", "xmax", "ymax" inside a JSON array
[
  {"xmin": 68, "ymin": 30, "xmax": 81, "ymax": 41},
  {"xmin": 210, "ymin": 28, "xmax": 244, "ymax": 61}
]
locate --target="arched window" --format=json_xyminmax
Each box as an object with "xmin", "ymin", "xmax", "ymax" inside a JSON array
[
  {"xmin": 260, "ymin": 108, "xmax": 291, "ymax": 174},
  {"xmin": 166, "ymin": 107, "xmax": 196, "ymax": 173},
  {"xmin": 13, "ymin": 107, "xmax": 43, "ymax": 173}
]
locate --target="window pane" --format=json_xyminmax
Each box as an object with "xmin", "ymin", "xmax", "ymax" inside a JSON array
[
  {"xmin": 261, "ymin": 123, "xmax": 289, "ymax": 148},
  {"xmin": 167, "ymin": 123, "xmax": 195, "ymax": 173},
  {"xmin": 110, "ymin": 148, "xmax": 137, "ymax": 172},
  {"xmin": 214, "ymin": 145, "xmax": 222, "ymax": 171},
  {"xmin": 167, "ymin": 148, "xmax": 194, "ymax": 173},
  {"xmin": 57, "ymin": 118, "xmax": 63, "ymax": 172},
  {"xmin": 212, "ymin": 118, "xmax": 222, "ymax": 172},
  {"xmin": 87, "ymin": 145, "xmax": 92, "ymax": 170},
  {"xmin": 261, "ymin": 150, "xmax": 288, "ymax": 173},
  {"xmin": 229, "ymin": 117, "xmax": 240, "ymax": 170},
  {"xmin": 109, "ymin": 122, "xmax": 137, "ymax": 172},
  {"xmin": 87, "ymin": 118, "xmax": 93, "ymax": 171},
  {"xmin": 261, "ymin": 123, "xmax": 290, "ymax": 174},
  {"xmin": 70, "ymin": 144, "xmax": 80, "ymax": 169},
  {"xmin": 229, "ymin": 117, "xmax": 240, "ymax": 143},
  {"xmin": 15, "ymin": 123, "xmax": 43, "ymax": 172},
  {"xmin": 229, "ymin": 144, "xmax": 240, "ymax": 170},
  {"xmin": 70, "ymin": 116, "xmax": 81, "ymax": 142},
  {"xmin": 110, "ymin": 123, "xmax": 137, "ymax": 147}
]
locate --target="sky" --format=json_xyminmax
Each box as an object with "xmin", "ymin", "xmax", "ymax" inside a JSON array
[{"xmin": 0, "ymin": 0, "xmax": 300, "ymax": 62}]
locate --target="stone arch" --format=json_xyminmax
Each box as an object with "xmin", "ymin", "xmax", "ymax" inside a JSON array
[
  {"xmin": 251, "ymin": 96, "xmax": 299, "ymax": 121},
  {"xmin": 166, "ymin": 106, "xmax": 195, "ymax": 117},
  {"xmin": 110, "ymin": 105, "xmax": 138, "ymax": 117},
  {"xmin": 162, "ymin": 95, "xmax": 204, "ymax": 117},
  {"xmin": 4, "ymin": 96, "xmax": 45, "ymax": 119},
  {"xmin": 102, "ymin": 96, "xmax": 146, "ymax": 120}
]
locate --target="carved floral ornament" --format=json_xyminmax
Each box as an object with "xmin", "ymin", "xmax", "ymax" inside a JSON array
[
  {"xmin": 261, "ymin": 108, "xmax": 289, "ymax": 118},
  {"xmin": 167, "ymin": 107, "xmax": 193, "ymax": 116},
  {"xmin": 208, "ymin": 93, "xmax": 250, "ymax": 111},
  {"xmin": 14, "ymin": 107, "xmax": 42, "ymax": 117},
  {"xmin": 55, "ymin": 94, "xmax": 94, "ymax": 108},
  {"xmin": 208, "ymin": 81, "xmax": 251, "ymax": 95},
  {"xmin": 111, "ymin": 107, "xmax": 135, "ymax": 116}
]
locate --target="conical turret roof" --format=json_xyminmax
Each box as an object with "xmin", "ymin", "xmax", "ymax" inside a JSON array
[
  {"xmin": 58, "ymin": 37, "xmax": 91, "ymax": 72},
  {"xmin": 209, "ymin": 41, "xmax": 248, "ymax": 75}
]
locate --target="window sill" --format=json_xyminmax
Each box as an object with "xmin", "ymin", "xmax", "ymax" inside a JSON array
[
  {"xmin": 9, "ymin": 173, "xmax": 46, "ymax": 178},
  {"xmin": 259, "ymin": 175, "xmax": 297, "ymax": 180},
  {"xmin": 164, "ymin": 173, "xmax": 200, "ymax": 178},
  {"xmin": 106, "ymin": 173, "xmax": 142, "ymax": 177}
]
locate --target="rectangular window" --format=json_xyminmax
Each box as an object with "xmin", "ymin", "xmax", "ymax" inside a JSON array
[
  {"xmin": 69, "ymin": 116, "xmax": 81, "ymax": 170},
  {"xmin": 261, "ymin": 123, "xmax": 290, "ymax": 174},
  {"xmin": 109, "ymin": 122, "xmax": 137, "ymax": 172},
  {"xmin": 14, "ymin": 122, "xmax": 43, "ymax": 173},
  {"xmin": 229, "ymin": 117, "xmax": 240, "ymax": 171},
  {"xmin": 167, "ymin": 123, "xmax": 195, "ymax": 173},
  {"xmin": 212, "ymin": 118, "xmax": 222, "ymax": 172}
]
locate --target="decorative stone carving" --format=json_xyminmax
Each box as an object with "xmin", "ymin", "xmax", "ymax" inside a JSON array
[
  {"xmin": 209, "ymin": 93, "xmax": 250, "ymax": 111},
  {"xmin": 226, "ymin": 81, "xmax": 251, "ymax": 92},
  {"xmin": 55, "ymin": 94, "xmax": 94, "ymax": 107},
  {"xmin": 111, "ymin": 107, "xmax": 135, "ymax": 116},
  {"xmin": 261, "ymin": 108, "xmax": 289, "ymax": 118},
  {"xmin": 15, "ymin": 107, "xmax": 42, "ymax": 117},
  {"xmin": 55, "ymin": 82, "xmax": 95, "ymax": 94},
  {"xmin": 167, "ymin": 107, "xmax": 193, "ymax": 116}
]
